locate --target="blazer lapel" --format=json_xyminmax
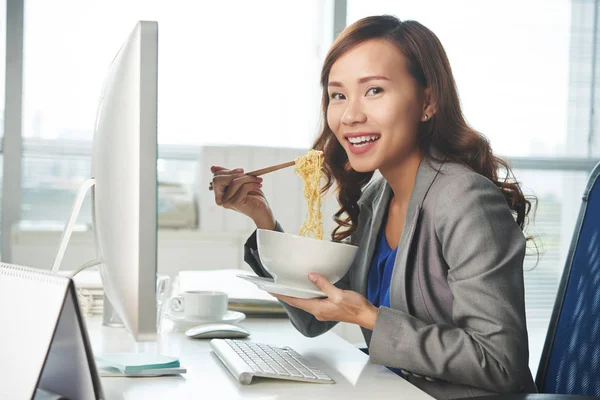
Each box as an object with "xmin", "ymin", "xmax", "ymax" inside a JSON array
[
  {"xmin": 389, "ymin": 158, "xmax": 444, "ymax": 314},
  {"xmin": 352, "ymin": 158, "xmax": 444, "ymax": 302}
]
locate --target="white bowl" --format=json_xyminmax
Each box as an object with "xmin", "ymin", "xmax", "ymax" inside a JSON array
[{"xmin": 256, "ymin": 229, "xmax": 358, "ymax": 290}]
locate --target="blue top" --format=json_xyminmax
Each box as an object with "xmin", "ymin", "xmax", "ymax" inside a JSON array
[
  {"xmin": 367, "ymin": 226, "xmax": 398, "ymax": 308},
  {"xmin": 367, "ymin": 225, "xmax": 404, "ymax": 377}
]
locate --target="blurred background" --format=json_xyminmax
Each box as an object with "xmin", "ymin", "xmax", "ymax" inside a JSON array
[{"xmin": 1, "ymin": 0, "xmax": 599, "ymax": 375}]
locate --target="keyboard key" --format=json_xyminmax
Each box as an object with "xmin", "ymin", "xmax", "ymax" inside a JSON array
[
  {"xmin": 271, "ymin": 365, "xmax": 290, "ymax": 376},
  {"xmin": 260, "ymin": 366, "xmax": 276, "ymax": 374}
]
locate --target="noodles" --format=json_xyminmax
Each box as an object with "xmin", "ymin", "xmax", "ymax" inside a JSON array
[{"xmin": 294, "ymin": 150, "xmax": 325, "ymax": 240}]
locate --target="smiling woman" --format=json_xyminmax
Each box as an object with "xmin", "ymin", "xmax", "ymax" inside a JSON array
[
  {"xmin": 215, "ymin": 15, "xmax": 538, "ymax": 399},
  {"xmin": 224, "ymin": 16, "xmax": 535, "ymax": 398}
]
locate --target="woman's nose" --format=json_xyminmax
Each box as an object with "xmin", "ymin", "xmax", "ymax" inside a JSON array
[{"xmin": 341, "ymin": 100, "xmax": 367, "ymax": 125}]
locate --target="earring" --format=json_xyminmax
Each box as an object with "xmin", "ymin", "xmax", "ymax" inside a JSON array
[{"xmin": 424, "ymin": 114, "xmax": 429, "ymax": 121}]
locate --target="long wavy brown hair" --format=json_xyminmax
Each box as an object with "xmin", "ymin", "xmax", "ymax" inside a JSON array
[{"xmin": 313, "ymin": 15, "xmax": 534, "ymax": 242}]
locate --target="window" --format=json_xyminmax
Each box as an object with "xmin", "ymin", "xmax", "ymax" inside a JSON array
[
  {"xmin": 0, "ymin": 0, "xmax": 5, "ymax": 137},
  {"xmin": 347, "ymin": 0, "xmax": 594, "ymax": 374},
  {"xmin": 0, "ymin": 0, "xmax": 7, "ymax": 252},
  {"xmin": 24, "ymin": 0, "xmax": 331, "ymax": 147},
  {"xmin": 22, "ymin": 0, "xmax": 334, "ymax": 224}
]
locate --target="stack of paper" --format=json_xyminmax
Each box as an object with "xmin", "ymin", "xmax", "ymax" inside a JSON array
[
  {"xmin": 95, "ymin": 353, "xmax": 186, "ymax": 377},
  {"xmin": 178, "ymin": 269, "xmax": 286, "ymax": 316},
  {"xmin": 60, "ymin": 270, "xmax": 104, "ymax": 316}
]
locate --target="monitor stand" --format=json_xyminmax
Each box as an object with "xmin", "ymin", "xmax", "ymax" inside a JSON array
[
  {"xmin": 49, "ymin": 177, "xmax": 124, "ymax": 328},
  {"xmin": 51, "ymin": 178, "xmax": 96, "ymax": 274}
]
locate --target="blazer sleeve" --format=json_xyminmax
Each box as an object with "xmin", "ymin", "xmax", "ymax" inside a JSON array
[
  {"xmin": 368, "ymin": 173, "xmax": 532, "ymax": 393},
  {"xmin": 243, "ymin": 222, "xmax": 352, "ymax": 338}
]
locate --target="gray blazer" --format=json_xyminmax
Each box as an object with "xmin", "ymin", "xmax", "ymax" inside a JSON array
[{"xmin": 244, "ymin": 157, "xmax": 537, "ymax": 399}]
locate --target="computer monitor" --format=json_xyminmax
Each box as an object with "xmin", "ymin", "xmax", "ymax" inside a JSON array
[{"xmin": 91, "ymin": 20, "xmax": 159, "ymax": 342}]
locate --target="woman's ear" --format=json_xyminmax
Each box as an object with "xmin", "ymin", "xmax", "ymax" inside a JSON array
[{"xmin": 421, "ymin": 88, "xmax": 437, "ymax": 122}]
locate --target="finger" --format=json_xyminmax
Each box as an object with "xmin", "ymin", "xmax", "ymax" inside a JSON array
[
  {"xmin": 225, "ymin": 182, "xmax": 263, "ymax": 207},
  {"xmin": 213, "ymin": 167, "xmax": 243, "ymax": 176},
  {"xmin": 271, "ymin": 293, "xmax": 299, "ymax": 303},
  {"xmin": 247, "ymin": 189, "xmax": 264, "ymax": 197},
  {"xmin": 211, "ymin": 168, "xmax": 247, "ymax": 198},
  {"xmin": 268, "ymin": 293, "xmax": 287, "ymax": 302},
  {"xmin": 212, "ymin": 173, "xmax": 243, "ymax": 191},
  {"xmin": 210, "ymin": 165, "xmax": 228, "ymax": 173},
  {"xmin": 308, "ymin": 273, "xmax": 342, "ymax": 301},
  {"xmin": 272, "ymin": 293, "xmax": 319, "ymax": 312},
  {"xmin": 212, "ymin": 171, "xmax": 245, "ymax": 199},
  {"xmin": 222, "ymin": 175, "xmax": 263, "ymax": 204},
  {"xmin": 213, "ymin": 174, "xmax": 244, "ymax": 205}
]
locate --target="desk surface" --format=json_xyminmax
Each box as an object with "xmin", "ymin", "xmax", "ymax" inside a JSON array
[{"xmin": 85, "ymin": 316, "xmax": 432, "ymax": 400}]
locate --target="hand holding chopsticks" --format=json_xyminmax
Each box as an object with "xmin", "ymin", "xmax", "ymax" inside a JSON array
[{"xmin": 208, "ymin": 160, "xmax": 295, "ymax": 191}]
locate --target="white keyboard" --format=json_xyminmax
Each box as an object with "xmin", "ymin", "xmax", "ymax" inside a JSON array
[{"xmin": 210, "ymin": 339, "xmax": 335, "ymax": 385}]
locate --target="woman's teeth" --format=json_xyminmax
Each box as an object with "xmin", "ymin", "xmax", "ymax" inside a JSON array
[{"xmin": 348, "ymin": 135, "xmax": 380, "ymax": 146}]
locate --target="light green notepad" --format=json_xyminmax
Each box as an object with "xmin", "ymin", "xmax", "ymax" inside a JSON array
[
  {"xmin": 98, "ymin": 365, "xmax": 186, "ymax": 377},
  {"xmin": 95, "ymin": 353, "xmax": 180, "ymax": 372}
]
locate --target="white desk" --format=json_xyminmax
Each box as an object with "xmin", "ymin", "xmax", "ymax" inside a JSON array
[{"xmin": 85, "ymin": 316, "xmax": 433, "ymax": 400}]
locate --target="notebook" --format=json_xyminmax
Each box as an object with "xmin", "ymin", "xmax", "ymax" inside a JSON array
[{"xmin": 0, "ymin": 263, "xmax": 103, "ymax": 400}]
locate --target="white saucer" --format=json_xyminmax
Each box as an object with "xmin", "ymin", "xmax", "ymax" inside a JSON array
[
  {"xmin": 164, "ymin": 310, "xmax": 246, "ymax": 325},
  {"xmin": 236, "ymin": 274, "xmax": 326, "ymax": 299}
]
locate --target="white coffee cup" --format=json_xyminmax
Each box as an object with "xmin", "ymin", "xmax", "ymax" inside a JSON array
[{"xmin": 168, "ymin": 291, "xmax": 228, "ymax": 320}]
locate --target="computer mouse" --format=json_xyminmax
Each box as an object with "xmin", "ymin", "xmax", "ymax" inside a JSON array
[{"xmin": 185, "ymin": 324, "xmax": 250, "ymax": 339}]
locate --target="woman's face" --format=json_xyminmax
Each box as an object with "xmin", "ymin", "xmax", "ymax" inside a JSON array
[{"xmin": 327, "ymin": 38, "xmax": 427, "ymax": 173}]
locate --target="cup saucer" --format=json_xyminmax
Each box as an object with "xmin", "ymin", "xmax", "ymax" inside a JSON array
[
  {"xmin": 164, "ymin": 310, "xmax": 246, "ymax": 325},
  {"xmin": 236, "ymin": 274, "xmax": 326, "ymax": 299}
]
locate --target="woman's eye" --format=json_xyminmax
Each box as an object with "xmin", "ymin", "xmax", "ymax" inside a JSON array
[
  {"xmin": 366, "ymin": 87, "xmax": 384, "ymax": 96},
  {"xmin": 330, "ymin": 92, "xmax": 346, "ymax": 100}
]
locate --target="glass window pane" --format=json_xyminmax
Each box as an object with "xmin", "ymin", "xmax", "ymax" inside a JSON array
[
  {"xmin": 22, "ymin": 155, "xmax": 93, "ymax": 225},
  {"xmin": 0, "ymin": 154, "xmax": 3, "ymax": 219},
  {"xmin": 21, "ymin": 154, "xmax": 198, "ymax": 225},
  {"xmin": 0, "ymin": 0, "xmax": 5, "ymax": 137},
  {"xmin": 0, "ymin": 0, "xmax": 7, "ymax": 254},
  {"xmin": 158, "ymin": 159, "xmax": 197, "ymax": 190},
  {"xmin": 23, "ymin": 0, "xmax": 332, "ymax": 148}
]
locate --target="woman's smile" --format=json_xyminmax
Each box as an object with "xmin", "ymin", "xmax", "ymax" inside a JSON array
[{"xmin": 344, "ymin": 132, "xmax": 382, "ymax": 154}]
